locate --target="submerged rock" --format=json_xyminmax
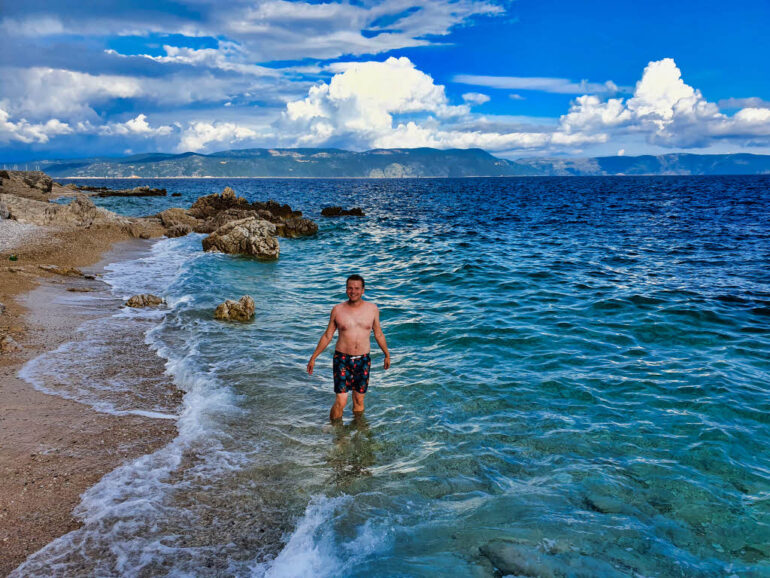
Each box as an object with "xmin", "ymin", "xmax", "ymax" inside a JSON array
[
  {"xmin": 480, "ymin": 540, "xmax": 556, "ymax": 577},
  {"xmin": 202, "ymin": 217, "xmax": 279, "ymax": 260},
  {"xmin": 321, "ymin": 206, "xmax": 365, "ymax": 217},
  {"xmin": 126, "ymin": 294, "xmax": 164, "ymax": 307},
  {"xmin": 214, "ymin": 295, "xmax": 256, "ymax": 321}
]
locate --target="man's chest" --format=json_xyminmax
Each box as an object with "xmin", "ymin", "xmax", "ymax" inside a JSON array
[{"xmin": 336, "ymin": 309, "xmax": 373, "ymax": 332}]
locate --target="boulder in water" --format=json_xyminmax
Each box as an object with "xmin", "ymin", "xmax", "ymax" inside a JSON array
[
  {"xmin": 214, "ymin": 295, "xmax": 255, "ymax": 321},
  {"xmin": 126, "ymin": 294, "xmax": 164, "ymax": 307},
  {"xmin": 321, "ymin": 206, "xmax": 365, "ymax": 217},
  {"xmin": 202, "ymin": 217, "xmax": 279, "ymax": 260}
]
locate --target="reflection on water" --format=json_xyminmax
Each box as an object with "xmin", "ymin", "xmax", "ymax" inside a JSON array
[{"xmin": 328, "ymin": 414, "xmax": 375, "ymax": 487}]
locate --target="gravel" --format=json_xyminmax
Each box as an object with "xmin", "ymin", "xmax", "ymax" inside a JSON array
[{"xmin": 0, "ymin": 219, "xmax": 46, "ymax": 251}]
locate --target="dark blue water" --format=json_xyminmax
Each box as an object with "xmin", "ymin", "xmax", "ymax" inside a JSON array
[{"xmin": 19, "ymin": 177, "xmax": 770, "ymax": 576}]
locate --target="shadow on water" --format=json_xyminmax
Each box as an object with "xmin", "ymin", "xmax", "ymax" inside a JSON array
[{"xmin": 327, "ymin": 414, "xmax": 376, "ymax": 488}]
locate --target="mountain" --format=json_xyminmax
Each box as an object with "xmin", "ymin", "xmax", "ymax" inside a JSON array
[
  {"xmin": 37, "ymin": 148, "xmax": 512, "ymax": 178},
  {"xmin": 29, "ymin": 149, "xmax": 770, "ymax": 178}
]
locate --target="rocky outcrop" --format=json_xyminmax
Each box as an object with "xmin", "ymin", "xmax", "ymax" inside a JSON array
[
  {"xmin": 202, "ymin": 217, "xmax": 279, "ymax": 259},
  {"xmin": 186, "ymin": 187, "xmax": 317, "ymax": 238},
  {"xmin": 214, "ymin": 295, "xmax": 255, "ymax": 321},
  {"xmin": 158, "ymin": 208, "xmax": 202, "ymax": 237},
  {"xmin": 64, "ymin": 184, "xmax": 167, "ymax": 197},
  {"xmin": 275, "ymin": 217, "xmax": 319, "ymax": 238},
  {"xmin": 0, "ymin": 201, "xmax": 8, "ymax": 219},
  {"xmin": 38, "ymin": 264, "xmax": 94, "ymax": 278},
  {"xmin": 126, "ymin": 294, "xmax": 164, "ymax": 307},
  {"xmin": 321, "ymin": 206, "xmax": 365, "ymax": 217},
  {"xmin": 1, "ymin": 193, "xmax": 124, "ymax": 228},
  {"xmin": 0, "ymin": 171, "xmax": 53, "ymax": 200}
]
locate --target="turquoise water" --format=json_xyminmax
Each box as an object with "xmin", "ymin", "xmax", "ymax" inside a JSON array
[{"xmin": 17, "ymin": 177, "xmax": 770, "ymax": 576}]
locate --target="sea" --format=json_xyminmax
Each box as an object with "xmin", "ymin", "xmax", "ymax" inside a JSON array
[{"xmin": 12, "ymin": 176, "xmax": 770, "ymax": 577}]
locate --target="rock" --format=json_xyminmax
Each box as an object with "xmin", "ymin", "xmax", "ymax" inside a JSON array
[
  {"xmin": 0, "ymin": 171, "xmax": 53, "ymax": 200},
  {"xmin": 38, "ymin": 264, "xmax": 90, "ymax": 277},
  {"xmin": 125, "ymin": 294, "xmax": 164, "ymax": 307},
  {"xmin": 95, "ymin": 185, "xmax": 166, "ymax": 197},
  {"xmin": 202, "ymin": 217, "xmax": 279, "ymax": 260},
  {"xmin": 187, "ymin": 188, "xmax": 314, "ymax": 238},
  {"xmin": 0, "ymin": 302, "xmax": 5, "ymax": 315},
  {"xmin": 0, "ymin": 200, "xmax": 8, "ymax": 219},
  {"xmin": 171, "ymin": 192, "xmax": 182, "ymax": 197},
  {"xmin": 158, "ymin": 208, "xmax": 201, "ymax": 237},
  {"xmin": 321, "ymin": 206, "xmax": 365, "ymax": 217},
  {"xmin": 188, "ymin": 187, "xmax": 251, "ymax": 220},
  {"xmin": 0, "ymin": 169, "xmax": 9, "ymax": 180},
  {"xmin": 479, "ymin": 540, "xmax": 556, "ymax": 578},
  {"xmin": 275, "ymin": 217, "xmax": 319, "ymax": 238},
  {"xmin": 67, "ymin": 288, "xmax": 94, "ymax": 293},
  {"xmin": 214, "ymin": 295, "xmax": 256, "ymax": 321},
  {"xmin": 166, "ymin": 224, "xmax": 192, "ymax": 238},
  {"xmin": 201, "ymin": 208, "xmax": 260, "ymax": 233},
  {"xmin": 0, "ymin": 334, "xmax": 22, "ymax": 353}
]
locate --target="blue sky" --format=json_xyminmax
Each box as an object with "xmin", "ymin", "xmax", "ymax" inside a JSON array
[{"xmin": 1, "ymin": 0, "xmax": 769, "ymax": 162}]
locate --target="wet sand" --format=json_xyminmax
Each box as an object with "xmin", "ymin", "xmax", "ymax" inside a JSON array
[{"xmin": 0, "ymin": 226, "xmax": 179, "ymax": 575}]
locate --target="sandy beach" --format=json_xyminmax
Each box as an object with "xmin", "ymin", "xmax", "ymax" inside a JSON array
[{"xmin": 0, "ymin": 225, "xmax": 179, "ymax": 575}]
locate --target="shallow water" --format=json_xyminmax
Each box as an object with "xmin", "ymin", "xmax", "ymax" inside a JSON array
[{"xmin": 16, "ymin": 176, "xmax": 770, "ymax": 576}]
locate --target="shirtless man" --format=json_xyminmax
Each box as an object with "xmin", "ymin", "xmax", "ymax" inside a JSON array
[{"xmin": 307, "ymin": 274, "xmax": 390, "ymax": 421}]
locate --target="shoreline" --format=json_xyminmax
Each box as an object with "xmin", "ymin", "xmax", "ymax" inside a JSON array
[{"xmin": 0, "ymin": 227, "xmax": 179, "ymax": 575}]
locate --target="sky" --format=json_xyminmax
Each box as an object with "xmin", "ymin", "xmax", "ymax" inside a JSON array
[{"xmin": 1, "ymin": 0, "xmax": 769, "ymax": 162}]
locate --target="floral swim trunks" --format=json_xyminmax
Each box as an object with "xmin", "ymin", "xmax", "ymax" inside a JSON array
[{"xmin": 333, "ymin": 351, "xmax": 371, "ymax": 394}]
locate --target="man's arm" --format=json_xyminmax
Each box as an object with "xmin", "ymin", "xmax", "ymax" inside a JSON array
[
  {"xmin": 372, "ymin": 306, "xmax": 390, "ymax": 370},
  {"xmin": 307, "ymin": 307, "xmax": 337, "ymax": 375}
]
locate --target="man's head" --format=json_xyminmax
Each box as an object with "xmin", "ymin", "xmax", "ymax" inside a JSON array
[{"xmin": 346, "ymin": 274, "xmax": 365, "ymax": 303}]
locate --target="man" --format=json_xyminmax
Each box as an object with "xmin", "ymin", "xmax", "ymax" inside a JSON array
[{"xmin": 307, "ymin": 274, "xmax": 390, "ymax": 421}]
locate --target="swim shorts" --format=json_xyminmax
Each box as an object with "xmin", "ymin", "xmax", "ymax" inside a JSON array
[{"xmin": 333, "ymin": 351, "xmax": 371, "ymax": 394}]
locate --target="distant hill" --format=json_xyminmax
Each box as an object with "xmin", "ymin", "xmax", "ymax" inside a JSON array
[{"xmin": 26, "ymin": 149, "xmax": 770, "ymax": 178}]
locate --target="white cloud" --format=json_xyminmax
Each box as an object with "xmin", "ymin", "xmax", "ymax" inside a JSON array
[
  {"xmin": 0, "ymin": 67, "xmax": 142, "ymax": 120},
  {"xmin": 0, "ymin": 108, "xmax": 72, "ymax": 144},
  {"xmin": 100, "ymin": 114, "xmax": 174, "ymax": 137},
  {"xmin": 462, "ymin": 92, "xmax": 490, "ymax": 105},
  {"xmin": 555, "ymin": 58, "xmax": 770, "ymax": 148},
  {"xmin": 718, "ymin": 97, "xmax": 770, "ymax": 109},
  {"xmin": 177, "ymin": 121, "xmax": 258, "ymax": 152},
  {"xmin": 281, "ymin": 56, "xmax": 605, "ymax": 152},
  {"xmin": 454, "ymin": 74, "xmax": 621, "ymax": 95},
  {"xmin": 283, "ymin": 57, "xmax": 468, "ymax": 146},
  {"xmin": 509, "ymin": 94, "xmax": 525, "ymax": 101}
]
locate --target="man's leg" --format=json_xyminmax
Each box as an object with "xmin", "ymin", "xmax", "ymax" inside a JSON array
[
  {"xmin": 352, "ymin": 391, "xmax": 365, "ymax": 414},
  {"xmin": 330, "ymin": 392, "xmax": 348, "ymax": 421}
]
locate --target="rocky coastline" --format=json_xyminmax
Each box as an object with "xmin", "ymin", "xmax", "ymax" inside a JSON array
[{"xmin": 0, "ymin": 170, "xmax": 319, "ymax": 573}]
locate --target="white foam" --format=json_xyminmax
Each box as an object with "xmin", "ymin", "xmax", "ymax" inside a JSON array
[{"xmin": 252, "ymin": 496, "xmax": 389, "ymax": 578}]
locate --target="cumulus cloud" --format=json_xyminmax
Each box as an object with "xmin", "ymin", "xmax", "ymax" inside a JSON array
[
  {"xmin": 0, "ymin": 108, "xmax": 72, "ymax": 144},
  {"xmin": 280, "ymin": 56, "xmax": 606, "ymax": 152},
  {"xmin": 283, "ymin": 57, "xmax": 468, "ymax": 147},
  {"xmin": 177, "ymin": 121, "xmax": 258, "ymax": 152},
  {"xmin": 462, "ymin": 92, "xmax": 491, "ymax": 105},
  {"xmin": 100, "ymin": 114, "xmax": 174, "ymax": 137},
  {"xmin": 555, "ymin": 58, "xmax": 770, "ymax": 148}
]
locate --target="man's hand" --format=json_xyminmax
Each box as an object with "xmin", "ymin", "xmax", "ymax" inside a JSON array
[
  {"xmin": 384, "ymin": 355, "xmax": 390, "ymax": 370},
  {"xmin": 307, "ymin": 357, "xmax": 315, "ymax": 375}
]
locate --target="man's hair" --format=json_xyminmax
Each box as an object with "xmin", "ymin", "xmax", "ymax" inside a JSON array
[{"xmin": 346, "ymin": 274, "xmax": 365, "ymax": 288}]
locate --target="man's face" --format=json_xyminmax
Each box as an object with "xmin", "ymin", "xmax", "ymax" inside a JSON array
[{"xmin": 346, "ymin": 280, "xmax": 364, "ymax": 302}]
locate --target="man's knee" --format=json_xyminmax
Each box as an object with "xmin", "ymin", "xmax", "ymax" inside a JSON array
[{"xmin": 352, "ymin": 392, "xmax": 365, "ymax": 410}]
